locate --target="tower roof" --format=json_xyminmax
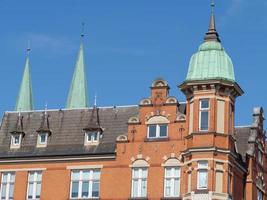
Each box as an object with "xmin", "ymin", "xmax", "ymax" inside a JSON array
[
  {"xmin": 66, "ymin": 40, "xmax": 88, "ymax": 109},
  {"xmin": 185, "ymin": 2, "xmax": 235, "ymax": 83},
  {"xmin": 15, "ymin": 49, "xmax": 34, "ymax": 111}
]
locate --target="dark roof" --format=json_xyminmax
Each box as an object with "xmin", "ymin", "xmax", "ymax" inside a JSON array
[
  {"xmin": 0, "ymin": 106, "xmax": 139, "ymax": 159},
  {"xmin": 235, "ymin": 126, "xmax": 251, "ymax": 160}
]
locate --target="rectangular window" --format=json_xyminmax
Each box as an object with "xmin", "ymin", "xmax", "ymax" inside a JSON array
[
  {"xmin": 148, "ymin": 124, "xmax": 168, "ymax": 138},
  {"xmin": 0, "ymin": 172, "xmax": 15, "ymax": 200},
  {"xmin": 164, "ymin": 167, "xmax": 180, "ymax": 197},
  {"xmin": 131, "ymin": 168, "xmax": 147, "ymax": 198},
  {"xmin": 199, "ymin": 99, "xmax": 209, "ymax": 131},
  {"xmin": 27, "ymin": 171, "xmax": 42, "ymax": 200},
  {"xmin": 197, "ymin": 161, "xmax": 208, "ymax": 190},
  {"xmin": 70, "ymin": 169, "xmax": 100, "ymax": 199},
  {"xmin": 86, "ymin": 132, "xmax": 99, "ymax": 143},
  {"xmin": 10, "ymin": 134, "xmax": 22, "ymax": 148}
]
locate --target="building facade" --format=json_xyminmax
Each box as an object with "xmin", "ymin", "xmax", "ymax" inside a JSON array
[{"xmin": 0, "ymin": 4, "xmax": 266, "ymax": 200}]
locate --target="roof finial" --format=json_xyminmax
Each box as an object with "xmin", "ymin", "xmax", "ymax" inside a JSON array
[
  {"xmin": 94, "ymin": 93, "xmax": 97, "ymax": 107},
  {"xmin": 45, "ymin": 101, "xmax": 48, "ymax": 116},
  {"xmin": 204, "ymin": 0, "xmax": 221, "ymax": 42},
  {"xmin": 211, "ymin": 0, "xmax": 215, "ymax": 13},
  {"xmin": 81, "ymin": 22, "xmax": 85, "ymax": 38},
  {"xmin": 27, "ymin": 40, "xmax": 31, "ymax": 57}
]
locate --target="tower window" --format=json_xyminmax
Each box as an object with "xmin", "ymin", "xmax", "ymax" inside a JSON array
[
  {"xmin": 199, "ymin": 99, "xmax": 209, "ymax": 131},
  {"xmin": 10, "ymin": 134, "xmax": 22, "ymax": 149},
  {"xmin": 147, "ymin": 124, "xmax": 168, "ymax": 138},
  {"xmin": 197, "ymin": 161, "xmax": 208, "ymax": 190}
]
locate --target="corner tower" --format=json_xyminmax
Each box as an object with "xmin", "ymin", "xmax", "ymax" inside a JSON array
[{"xmin": 179, "ymin": 3, "xmax": 245, "ymax": 200}]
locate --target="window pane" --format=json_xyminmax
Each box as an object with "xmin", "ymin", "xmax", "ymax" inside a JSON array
[
  {"xmin": 1, "ymin": 184, "xmax": 6, "ymax": 199},
  {"xmin": 174, "ymin": 168, "xmax": 180, "ymax": 177},
  {"xmin": 174, "ymin": 179, "xmax": 180, "ymax": 196},
  {"xmin": 159, "ymin": 125, "xmax": 167, "ymax": 137},
  {"xmin": 142, "ymin": 169, "xmax": 148, "ymax": 178},
  {"xmin": 199, "ymin": 161, "xmax": 208, "ymax": 168},
  {"xmin": 10, "ymin": 173, "xmax": 15, "ymax": 182},
  {"xmin": 8, "ymin": 183, "xmax": 14, "ymax": 199},
  {"xmin": 82, "ymin": 170, "xmax": 90, "ymax": 180},
  {"xmin": 133, "ymin": 169, "xmax": 139, "ymax": 178},
  {"xmin": 14, "ymin": 135, "xmax": 20, "ymax": 144},
  {"xmin": 165, "ymin": 179, "xmax": 171, "ymax": 197},
  {"xmin": 28, "ymin": 183, "xmax": 33, "ymax": 198},
  {"xmin": 36, "ymin": 183, "xmax": 41, "ymax": 199},
  {"xmin": 165, "ymin": 168, "xmax": 172, "ymax": 177},
  {"xmin": 2, "ymin": 174, "xmax": 8, "ymax": 182},
  {"xmin": 36, "ymin": 172, "xmax": 42, "ymax": 182},
  {"xmin": 132, "ymin": 180, "xmax": 138, "ymax": 197},
  {"xmin": 93, "ymin": 170, "xmax": 100, "ymax": 179},
  {"xmin": 71, "ymin": 171, "xmax": 80, "ymax": 180},
  {"xmin": 81, "ymin": 181, "xmax": 89, "ymax": 197},
  {"xmin": 141, "ymin": 180, "xmax": 147, "ymax": 197},
  {"xmin": 29, "ymin": 173, "xmax": 34, "ymax": 181},
  {"xmin": 198, "ymin": 170, "xmax": 208, "ymax": 189},
  {"xmin": 200, "ymin": 111, "xmax": 209, "ymax": 130},
  {"xmin": 40, "ymin": 134, "xmax": 46, "ymax": 143},
  {"xmin": 92, "ymin": 181, "xmax": 99, "ymax": 197},
  {"xmin": 201, "ymin": 100, "xmax": 209, "ymax": 109},
  {"xmin": 148, "ymin": 125, "xmax": 157, "ymax": 138},
  {"xmin": 71, "ymin": 182, "xmax": 79, "ymax": 198}
]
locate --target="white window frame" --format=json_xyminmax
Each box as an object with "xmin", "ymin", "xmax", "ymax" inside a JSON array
[
  {"xmin": 10, "ymin": 134, "xmax": 22, "ymax": 149},
  {"xmin": 26, "ymin": 171, "xmax": 42, "ymax": 200},
  {"xmin": 147, "ymin": 124, "xmax": 168, "ymax": 139},
  {"xmin": 164, "ymin": 167, "xmax": 180, "ymax": 198},
  {"xmin": 197, "ymin": 161, "xmax": 208, "ymax": 190},
  {"xmin": 84, "ymin": 132, "xmax": 100, "ymax": 145},
  {"xmin": 0, "ymin": 172, "xmax": 15, "ymax": 200},
  {"xmin": 199, "ymin": 99, "xmax": 209, "ymax": 131},
  {"xmin": 131, "ymin": 168, "xmax": 148, "ymax": 198},
  {"xmin": 70, "ymin": 169, "xmax": 100, "ymax": 199},
  {"xmin": 37, "ymin": 133, "xmax": 48, "ymax": 147}
]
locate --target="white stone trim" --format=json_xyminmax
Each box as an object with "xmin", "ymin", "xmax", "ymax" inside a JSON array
[
  {"xmin": 66, "ymin": 165, "xmax": 103, "ymax": 170},
  {"xmin": 0, "ymin": 168, "xmax": 46, "ymax": 172}
]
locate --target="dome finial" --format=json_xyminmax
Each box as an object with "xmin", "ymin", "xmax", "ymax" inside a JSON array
[{"xmin": 204, "ymin": 0, "xmax": 221, "ymax": 42}]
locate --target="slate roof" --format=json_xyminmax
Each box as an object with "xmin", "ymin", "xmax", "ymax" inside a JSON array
[
  {"xmin": 235, "ymin": 126, "xmax": 251, "ymax": 160},
  {"xmin": 0, "ymin": 103, "xmax": 252, "ymax": 161},
  {"xmin": 0, "ymin": 106, "xmax": 139, "ymax": 159}
]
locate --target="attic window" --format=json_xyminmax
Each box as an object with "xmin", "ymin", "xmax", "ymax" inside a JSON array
[
  {"xmin": 37, "ymin": 132, "xmax": 48, "ymax": 147},
  {"xmin": 85, "ymin": 132, "xmax": 100, "ymax": 145},
  {"xmin": 10, "ymin": 134, "xmax": 22, "ymax": 149}
]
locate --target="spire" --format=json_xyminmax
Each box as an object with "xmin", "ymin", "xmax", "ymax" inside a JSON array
[
  {"xmin": 66, "ymin": 24, "xmax": 88, "ymax": 109},
  {"xmin": 204, "ymin": 0, "xmax": 221, "ymax": 43},
  {"xmin": 15, "ymin": 47, "xmax": 34, "ymax": 111}
]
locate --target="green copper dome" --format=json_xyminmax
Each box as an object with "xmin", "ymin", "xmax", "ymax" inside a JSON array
[
  {"xmin": 186, "ymin": 41, "xmax": 235, "ymax": 82},
  {"xmin": 185, "ymin": 7, "xmax": 235, "ymax": 83}
]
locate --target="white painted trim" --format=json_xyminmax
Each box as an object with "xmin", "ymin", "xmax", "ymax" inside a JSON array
[
  {"xmin": 0, "ymin": 155, "xmax": 115, "ymax": 163},
  {"xmin": 67, "ymin": 165, "xmax": 103, "ymax": 170},
  {"xmin": 0, "ymin": 168, "xmax": 46, "ymax": 172}
]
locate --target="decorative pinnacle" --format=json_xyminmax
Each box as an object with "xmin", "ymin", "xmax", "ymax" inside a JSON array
[
  {"xmin": 27, "ymin": 41, "xmax": 31, "ymax": 56},
  {"xmin": 45, "ymin": 101, "xmax": 48, "ymax": 115},
  {"xmin": 204, "ymin": 0, "xmax": 221, "ymax": 42},
  {"xmin": 94, "ymin": 93, "xmax": 97, "ymax": 107},
  {"xmin": 81, "ymin": 22, "xmax": 85, "ymax": 38}
]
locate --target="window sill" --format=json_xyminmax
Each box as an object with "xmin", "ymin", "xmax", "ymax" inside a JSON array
[
  {"xmin": 144, "ymin": 137, "xmax": 169, "ymax": 142},
  {"xmin": 195, "ymin": 189, "xmax": 208, "ymax": 194},
  {"xmin": 161, "ymin": 197, "xmax": 182, "ymax": 200},
  {"xmin": 128, "ymin": 198, "xmax": 148, "ymax": 200},
  {"xmin": 69, "ymin": 198, "xmax": 100, "ymax": 200}
]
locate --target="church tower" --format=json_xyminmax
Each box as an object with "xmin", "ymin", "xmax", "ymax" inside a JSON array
[{"xmin": 179, "ymin": 2, "xmax": 245, "ymax": 200}]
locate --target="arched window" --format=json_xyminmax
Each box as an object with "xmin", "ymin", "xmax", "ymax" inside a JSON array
[
  {"xmin": 147, "ymin": 116, "xmax": 169, "ymax": 139},
  {"xmin": 131, "ymin": 160, "xmax": 149, "ymax": 198},
  {"xmin": 163, "ymin": 158, "xmax": 181, "ymax": 198}
]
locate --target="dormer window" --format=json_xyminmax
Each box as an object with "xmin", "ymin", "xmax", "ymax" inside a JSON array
[
  {"xmin": 11, "ymin": 134, "xmax": 22, "ymax": 148},
  {"xmin": 199, "ymin": 99, "xmax": 209, "ymax": 131},
  {"xmin": 85, "ymin": 132, "xmax": 100, "ymax": 145},
  {"xmin": 37, "ymin": 132, "xmax": 48, "ymax": 147}
]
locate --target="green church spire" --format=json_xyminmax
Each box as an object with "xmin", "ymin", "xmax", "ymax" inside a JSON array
[
  {"xmin": 15, "ymin": 48, "xmax": 34, "ymax": 111},
  {"xmin": 66, "ymin": 35, "xmax": 88, "ymax": 109}
]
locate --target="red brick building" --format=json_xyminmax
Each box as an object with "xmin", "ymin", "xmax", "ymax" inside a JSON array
[{"xmin": 0, "ymin": 4, "xmax": 266, "ymax": 200}]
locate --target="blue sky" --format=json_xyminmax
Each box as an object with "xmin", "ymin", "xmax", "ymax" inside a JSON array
[{"xmin": 0, "ymin": 0, "xmax": 266, "ymax": 126}]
